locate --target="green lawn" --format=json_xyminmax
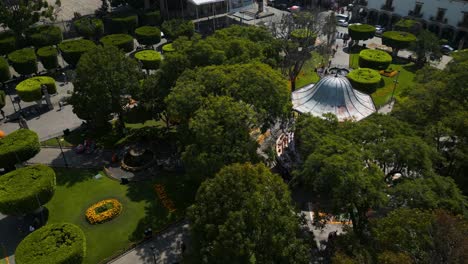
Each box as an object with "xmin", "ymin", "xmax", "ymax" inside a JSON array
[
  {"xmin": 294, "ymin": 51, "xmax": 328, "ymax": 89},
  {"xmin": 45, "ymin": 168, "xmax": 198, "ymax": 264}
]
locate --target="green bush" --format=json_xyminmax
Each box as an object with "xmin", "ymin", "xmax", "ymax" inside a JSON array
[
  {"xmin": 16, "ymin": 76, "xmax": 57, "ymax": 102},
  {"xmin": 134, "ymin": 50, "xmax": 162, "ymax": 69},
  {"xmin": 358, "ymin": 49, "xmax": 392, "ymax": 70},
  {"xmin": 135, "ymin": 26, "xmax": 161, "ymax": 46},
  {"xmin": 0, "ymin": 164, "xmax": 56, "ymax": 215},
  {"xmin": 348, "ymin": 24, "xmax": 375, "ymax": 41},
  {"xmin": 73, "ymin": 17, "xmax": 104, "ymax": 39},
  {"xmin": 0, "ymin": 57, "xmax": 11, "ymax": 83},
  {"xmin": 100, "ymin": 34, "xmax": 134, "ymax": 52},
  {"xmin": 347, "ymin": 68, "xmax": 382, "ymax": 93},
  {"xmin": 161, "ymin": 19, "xmax": 195, "ymax": 40},
  {"xmin": 382, "ymin": 31, "xmax": 417, "ymax": 52},
  {"xmin": 162, "ymin": 43, "xmax": 175, "ymax": 53},
  {"xmin": 0, "ymin": 129, "xmax": 40, "ymax": 169},
  {"xmin": 0, "ymin": 31, "xmax": 16, "ymax": 55},
  {"xmin": 37, "ymin": 46, "xmax": 58, "ymax": 70},
  {"xmin": 15, "ymin": 223, "xmax": 86, "ymax": 264},
  {"xmin": 140, "ymin": 10, "xmax": 161, "ymax": 26},
  {"xmin": 8, "ymin": 48, "xmax": 38, "ymax": 75},
  {"xmin": 107, "ymin": 15, "xmax": 138, "ymax": 34},
  {"xmin": 26, "ymin": 25, "xmax": 63, "ymax": 47},
  {"xmin": 59, "ymin": 39, "xmax": 96, "ymax": 66}
]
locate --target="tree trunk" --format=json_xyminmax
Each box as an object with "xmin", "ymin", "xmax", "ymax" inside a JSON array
[{"xmin": 290, "ymin": 77, "xmax": 296, "ymax": 92}]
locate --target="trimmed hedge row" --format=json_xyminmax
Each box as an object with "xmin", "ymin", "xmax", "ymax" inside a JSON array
[
  {"xmin": 37, "ymin": 46, "xmax": 58, "ymax": 70},
  {"xmin": 347, "ymin": 68, "xmax": 381, "ymax": 94},
  {"xmin": 0, "ymin": 164, "xmax": 56, "ymax": 215},
  {"xmin": 100, "ymin": 34, "xmax": 134, "ymax": 52},
  {"xmin": 15, "ymin": 223, "xmax": 86, "ymax": 264},
  {"xmin": 358, "ymin": 49, "xmax": 392, "ymax": 70},
  {"xmin": 16, "ymin": 76, "xmax": 57, "ymax": 102},
  {"xmin": 135, "ymin": 26, "xmax": 161, "ymax": 46},
  {"xmin": 59, "ymin": 39, "xmax": 96, "ymax": 66},
  {"xmin": 8, "ymin": 48, "xmax": 38, "ymax": 75},
  {"xmin": 162, "ymin": 43, "xmax": 175, "ymax": 53},
  {"xmin": 73, "ymin": 17, "xmax": 104, "ymax": 39},
  {"xmin": 107, "ymin": 15, "xmax": 138, "ymax": 34},
  {"xmin": 135, "ymin": 50, "xmax": 162, "ymax": 70},
  {"xmin": 382, "ymin": 31, "xmax": 417, "ymax": 51},
  {"xmin": 0, "ymin": 57, "xmax": 11, "ymax": 83},
  {"xmin": 0, "ymin": 129, "xmax": 40, "ymax": 169},
  {"xmin": 26, "ymin": 25, "xmax": 63, "ymax": 47},
  {"xmin": 348, "ymin": 24, "xmax": 375, "ymax": 41},
  {"xmin": 0, "ymin": 31, "xmax": 17, "ymax": 55}
]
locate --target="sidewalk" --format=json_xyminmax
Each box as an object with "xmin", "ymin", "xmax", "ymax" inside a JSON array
[{"xmin": 27, "ymin": 147, "xmax": 113, "ymax": 169}]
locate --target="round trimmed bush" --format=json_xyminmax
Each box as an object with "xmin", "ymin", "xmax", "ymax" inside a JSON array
[
  {"xmin": 0, "ymin": 164, "xmax": 56, "ymax": 215},
  {"xmin": 162, "ymin": 43, "xmax": 175, "ymax": 53},
  {"xmin": 37, "ymin": 46, "xmax": 58, "ymax": 70},
  {"xmin": 73, "ymin": 17, "xmax": 104, "ymax": 39},
  {"xmin": 8, "ymin": 48, "xmax": 38, "ymax": 75},
  {"xmin": 16, "ymin": 76, "xmax": 57, "ymax": 102},
  {"xmin": 107, "ymin": 15, "xmax": 138, "ymax": 34},
  {"xmin": 141, "ymin": 10, "xmax": 161, "ymax": 26},
  {"xmin": 382, "ymin": 31, "xmax": 417, "ymax": 53},
  {"xmin": 358, "ymin": 49, "xmax": 392, "ymax": 70},
  {"xmin": 347, "ymin": 68, "xmax": 381, "ymax": 93},
  {"xmin": 348, "ymin": 24, "xmax": 375, "ymax": 42},
  {"xmin": 59, "ymin": 39, "xmax": 96, "ymax": 66},
  {"xmin": 135, "ymin": 50, "xmax": 162, "ymax": 70},
  {"xmin": 0, "ymin": 31, "xmax": 16, "ymax": 55},
  {"xmin": 100, "ymin": 34, "xmax": 134, "ymax": 52},
  {"xmin": 26, "ymin": 25, "xmax": 63, "ymax": 47},
  {"xmin": 15, "ymin": 223, "xmax": 86, "ymax": 264},
  {"xmin": 0, "ymin": 129, "xmax": 40, "ymax": 169},
  {"xmin": 0, "ymin": 57, "xmax": 11, "ymax": 83},
  {"xmin": 135, "ymin": 26, "xmax": 161, "ymax": 46}
]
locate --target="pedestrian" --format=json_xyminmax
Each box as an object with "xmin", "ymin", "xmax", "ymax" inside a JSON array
[
  {"xmin": 328, "ymin": 60, "xmax": 332, "ymax": 67},
  {"xmin": 0, "ymin": 109, "xmax": 5, "ymax": 120},
  {"xmin": 58, "ymin": 101, "xmax": 63, "ymax": 110},
  {"xmin": 336, "ymin": 44, "xmax": 339, "ymax": 50},
  {"xmin": 332, "ymin": 48, "xmax": 336, "ymax": 57},
  {"xmin": 29, "ymin": 225, "xmax": 35, "ymax": 232},
  {"xmin": 62, "ymin": 72, "xmax": 68, "ymax": 84}
]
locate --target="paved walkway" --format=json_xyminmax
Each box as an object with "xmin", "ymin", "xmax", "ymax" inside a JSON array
[
  {"xmin": 109, "ymin": 221, "xmax": 190, "ymax": 264},
  {"xmin": 27, "ymin": 147, "xmax": 113, "ymax": 168}
]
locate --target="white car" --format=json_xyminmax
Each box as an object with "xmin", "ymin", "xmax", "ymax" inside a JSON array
[{"xmin": 337, "ymin": 19, "xmax": 349, "ymax": 27}]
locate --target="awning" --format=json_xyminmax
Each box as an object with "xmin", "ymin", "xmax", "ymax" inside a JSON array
[{"xmin": 189, "ymin": 0, "xmax": 225, "ymax": 6}]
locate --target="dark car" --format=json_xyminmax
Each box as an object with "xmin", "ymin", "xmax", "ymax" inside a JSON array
[
  {"xmin": 440, "ymin": 45, "xmax": 455, "ymax": 55},
  {"xmin": 375, "ymin": 25, "xmax": 385, "ymax": 37}
]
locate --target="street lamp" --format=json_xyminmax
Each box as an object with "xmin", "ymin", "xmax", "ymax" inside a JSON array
[
  {"xmin": 150, "ymin": 245, "xmax": 157, "ymax": 264},
  {"xmin": 56, "ymin": 137, "xmax": 69, "ymax": 168},
  {"xmin": 390, "ymin": 70, "xmax": 401, "ymax": 102}
]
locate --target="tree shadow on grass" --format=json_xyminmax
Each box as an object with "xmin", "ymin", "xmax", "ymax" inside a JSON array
[
  {"xmin": 402, "ymin": 63, "xmax": 419, "ymax": 73},
  {"xmin": 53, "ymin": 167, "xmax": 97, "ymax": 187}
]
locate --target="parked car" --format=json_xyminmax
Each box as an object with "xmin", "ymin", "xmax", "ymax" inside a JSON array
[
  {"xmin": 440, "ymin": 45, "xmax": 455, "ymax": 55},
  {"xmin": 375, "ymin": 25, "xmax": 385, "ymax": 37},
  {"xmin": 337, "ymin": 19, "xmax": 349, "ymax": 27},
  {"xmin": 336, "ymin": 14, "xmax": 349, "ymax": 22}
]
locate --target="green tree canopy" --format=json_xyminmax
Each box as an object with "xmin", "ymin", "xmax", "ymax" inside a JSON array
[
  {"xmin": 409, "ymin": 30, "xmax": 441, "ymax": 67},
  {"xmin": 161, "ymin": 19, "xmax": 194, "ymax": 40},
  {"xmin": 188, "ymin": 163, "xmax": 310, "ymax": 263}
]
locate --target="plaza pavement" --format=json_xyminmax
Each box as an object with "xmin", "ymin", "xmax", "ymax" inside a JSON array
[{"xmin": 47, "ymin": 0, "xmax": 101, "ymax": 21}]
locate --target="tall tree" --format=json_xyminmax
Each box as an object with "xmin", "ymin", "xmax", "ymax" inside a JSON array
[
  {"xmin": 409, "ymin": 30, "xmax": 441, "ymax": 67},
  {"xmin": 188, "ymin": 163, "xmax": 310, "ymax": 263}
]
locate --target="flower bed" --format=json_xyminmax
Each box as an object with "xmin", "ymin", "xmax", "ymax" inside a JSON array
[
  {"xmin": 154, "ymin": 184, "xmax": 176, "ymax": 213},
  {"xmin": 85, "ymin": 199, "xmax": 122, "ymax": 224}
]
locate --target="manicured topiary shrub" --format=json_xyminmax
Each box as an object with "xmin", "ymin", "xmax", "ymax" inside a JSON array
[
  {"xmin": 161, "ymin": 19, "xmax": 195, "ymax": 40},
  {"xmin": 37, "ymin": 46, "xmax": 58, "ymax": 70},
  {"xmin": 100, "ymin": 34, "xmax": 134, "ymax": 52},
  {"xmin": 347, "ymin": 68, "xmax": 381, "ymax": 94},
  {"xmin": 394, "ymin": 19, "xmax": 421, "ymax": 34},
  {"xmin": 290, "ymin": 29, "xmax": 317, "ymax": 45},
  {"xmin": 382, "ymin": 31, "xmax": 417, "ymax": 56},
  {"xmin": 73, "ymin": 17, "xmax": 104, "ymax": 39},
  {"xmin": 26, "ymin": 25, "xmax": 63, "ymax": 47},
  {"xmin": 8, "ymin": 48, "xmax": 38, "ymax": 75},
  {"xmin": 134, "ymin": 50, "xmax": 162, "ymax": 70},
  {"xmin": 0, "ymin": 57, "xmax": 11, "ymax": 83},
  {"xmin": 15, "ymin": 223, "xmax": 86, "ymax": 264},
  {"xmin": 16, "ymin": 76, "xmax": 57, "ymax": 102},
  {"xmin": 359, "ymin": 49, "xmax": 392, "ymax": 70},
  {"xmin": 107, "ymin": 15, "xmax": 138, "ymax": 34},
  {"xmin": 162, "ymin": 43, "xmax": 175, "ymax": 53},
  {"xmin": 59, "ymin": 39, "xmax": 96, "ymax": 66},
  {"xmin": 0, "ymin": 164, "xmax": 56, "ymax": 215},
  {"xmin": 135, "ymin": 26, "xmax": 161, "ymax": 46},
  {"xmin": 140, "ymin": 10, "xmax": 161, "ymax": 26},
  {"xmin": 0, "ymin": 129, "xmax": 40, "ymax": 169},
  {"xmin": 0, "ymin": 31, "xmax": 16, "ymax": 55},
  {"xmin": 348, "ymin": 24, "xmax": 375, "ymax": 42}
]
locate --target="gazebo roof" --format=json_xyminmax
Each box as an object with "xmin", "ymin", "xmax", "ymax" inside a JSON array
[
  {"xmin": 188, "ymin": 0, "xmax": 224, "ymax": 6},
  {"xmin": 292, "ymin": 75, "xmax": 376, "ymax": 122}
]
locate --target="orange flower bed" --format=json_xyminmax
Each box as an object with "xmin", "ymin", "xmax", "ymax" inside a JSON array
[
  {"xmin": 154, "ymin": 184, "xmax": 176, "ymax": 213},
  {"xmin": 85, "ymin": 199, "xmax": 122, "ymax": 224}
]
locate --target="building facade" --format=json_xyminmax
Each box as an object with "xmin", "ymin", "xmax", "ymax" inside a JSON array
[{"xmin": 353, "ymin": 0, "xmax": 468, "ymax": 47}]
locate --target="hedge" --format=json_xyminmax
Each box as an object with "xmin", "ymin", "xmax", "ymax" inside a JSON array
[
  {"xmin": 0, "ymin": 31, "xmax": 16, "ymax": 55},
  {"xmin": 0, "ymin": 129, "xmax": 40, "ymax": 169},
  {"xmin": 26, "ymin": 25, "xmax": 63, "ymax": 47},
  {"xmin": 135, "ymin": 26, "xmax": 161, "ymax": 46},
  {"xmin": 358, "ymin": 49, "xmax": 392, "ymax": 70},
  {"xmin": 59, "ymin": 39, "xmax": 96, "ymax": 66},
  {"xmin": 73, "ymin": 17, "xmax": 104, "ymax": 39},
  {"xmin": 100, "ymin": 34, "xmax": 134, "ymax": 52},
  {"xmin": 0, "ymin": 57, "xmax": 11, "ymax": 83},
  {"xmin": 16, "ymin": 76, "xmax": 57, "ymax": 102},
  {"xmin": 162, "ymin": 43, "xmax": 175, "ymax": 53},
  {"xmin": 15, "ymin": 223, "xmax": 86, "ymax": 264},
  {"xmin": 8, "ymin": 48, "xmax": 38, "ymax": 75},
  {"xmin": 382, "ymin": 31, "xmax": 417, "ymax": 51},
  {"xmin": 140, "ymin": 10, "xmax": 161, "ymax": 26},
  {"xmin": 107, "ymin": 15, "xmax": 138, "ymax": 34},
  {"xmin": 347, "ymin": 68, "xmax": 382, "ymax": 93},
  {"xmin": 37, "ymin": 46, "xmax": 58, "ymax": 70},
  {"xmin": 135, "ymin": 50, "xmax": 162, "ymax": 70},
  {"xmin": 0, "ymin": 164, "xmax": 56, "ymax": 215},
  {"xmin": 348, "ymin": 24, "xmax": 375, "ymax": 41}
]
